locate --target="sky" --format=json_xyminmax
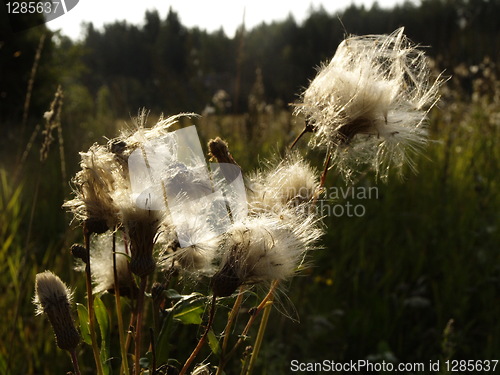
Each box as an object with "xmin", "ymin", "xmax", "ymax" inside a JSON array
[{"xmin": 46, "ymin": 0, "xmax": 403, "ymax": 40}]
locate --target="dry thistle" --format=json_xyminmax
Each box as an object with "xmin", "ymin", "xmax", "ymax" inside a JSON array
[
  {"xmin": 75, "ymin": 234, "xmax": 138, "ymax": 296},
  {"xmin": 40, "ymin": 85, "xmax": 63, "ymax": 162},
  {"xmin": 63, "ymin": 144, "xmax": 128, "ymax": 234},
  {"xmin": 33, "ymin": 271, "xmax": 80, "ymax": 352},
  {"xmin": 247, "ymin": 152, "xmax": 320, "ymax": 211},
  {"xmin": 211, "ymin": 212, "xmax": 322, "ymax": 297},
  {"xmin": 294, "ymin": 27, "xmax": 445, "ymax": 179},
  {"xmin": 121, "ymin": 205, "xmax": 162, "ymax": 278}
]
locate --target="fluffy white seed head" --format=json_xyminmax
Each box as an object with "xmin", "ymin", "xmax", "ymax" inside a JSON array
[
  {"xmin": 247, "ymin": 153, "xmax": 320, "ymax": 212},
  {"xmin": 211, "ymin": 212, "xmax": 322, "ymax": 296},
  {"xmin": 63, "ymin": 143, "xmax": 129, "ymax": 233},
  {"xmin": 294, "ymin": 27, "xmax": 444, "ymax": 180},
  {"xmin": 33, "ymin": 271, "xmax": 80, "ymax": 351},
  {"xmin": 34, "ymin": 271, "xmax": 73, "ymax": 316},
  {"xmin": 75, "ymin": 233, "xmax": 137, "ymax": 296},
  {"xmin": 115, "ymin": 111, "xmax": 198, "ymax": 156}
]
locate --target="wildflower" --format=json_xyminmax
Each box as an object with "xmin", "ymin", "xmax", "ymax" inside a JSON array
[
  {"xmin": 160, "ymin": 235, "xmax": 220, "ymax": 274},
  {"xmin": 247, "ymin": 152, "xmax": 320, "ymax": 212},
  {"xmin": 294, "ymin": 27, "xmax": 444, "ymax": 179},
  {"xmin": 120, "ymin": 204, "xmax": 163, "ymax": 278},
  {"xmin": 211, "ymin": 212, "xmax": 322, "ymax": 297},
  {"xmin": 33, "ymin": 271, "xmax": 80, "ymax": 351},
  {"xmin": 74, "ymin": 234, "xmax": 138, "ymax": 296},
  {"xmin": 63, "ymin": 144, "xmax": 128, "ymax": 234}
]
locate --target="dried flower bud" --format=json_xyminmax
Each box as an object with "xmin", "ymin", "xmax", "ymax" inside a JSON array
[
  {"xmin": 151, "ymin": 282, "xmax": 165, "ymax": 303},
  {"xmin": 33, "ymin": 271, "xmax": 80, "ymax": 351},
  {"xmin": 124, "ymin": 209, "xmax": 160, "ymax": 278},
  {"xmin": 207, "ymin": 137, "xmax": 239, "ymax": 166},
  {"xmin": 70, "ymin": 243, "xmax": 88, "ymax": 264}
]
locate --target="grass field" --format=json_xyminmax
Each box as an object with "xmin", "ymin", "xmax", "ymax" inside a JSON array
[{"xmin": 1, "ymin": 64, "xmax": 499, "ymax": 375}]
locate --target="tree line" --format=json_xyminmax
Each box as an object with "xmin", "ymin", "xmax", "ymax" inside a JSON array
[{"xmin": 1, "ymin": 0, "xmax": 500, "ymax": 132}]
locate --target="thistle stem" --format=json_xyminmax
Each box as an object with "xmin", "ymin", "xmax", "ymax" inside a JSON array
[
  {"xmin": 221, "ymin": 288, "xmax": 245, "ymax": 355},
  {"xmin": 125, "ymin": 310, "xmax": 137, "ymax": 353},
  {"xmin": 290, "ymin": 121, "xmax": 315, "ymax": 149},
  {"xmin": 218, "ymin": 281, "xmax": 279, "ymax": 374},
  {"xmin": 245, "ymin": 298, "xmax": 274, "ymax": 375},
  {"xmin": 134, "ymin": 276, "xmax": 148, "ymax": 375},
  {"xmin": 289, "ymin": 126, "xmax": 309, "ymax": 150},
  {"xmin": 320, "ymin": 151, "xmax": 332, "ymax": 188},
  {"xmin": 70, "ymin": 349, "xmax": 81, "ymax": 375},
  {"xmin": 150, "ymin": 328, "xmax": 157, "ymax": 375},
  {"xmin": 179, "ymin": 295, "xmax": 217, "ymax": 375},
  {"xmin": 84, "ymin": 229, "xmax": 104, "ymax": 375},
  {"xmin": 113, "ymin": 232, "xmax": 130, "ymax": 375}
]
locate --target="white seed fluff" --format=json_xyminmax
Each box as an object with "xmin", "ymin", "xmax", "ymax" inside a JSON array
[
  {"xmin": 34, "ymin": 271, "xmax": 73, "ymax": 316},
  {"xmin": 218, "ymin": 212, "xmax": 322, "ymax": 284},
  {"xmin": 295, "ymin": 27, "xmax": 444, "ymax": 180}
]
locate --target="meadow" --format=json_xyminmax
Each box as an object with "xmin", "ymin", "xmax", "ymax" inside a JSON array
[
  {"xmin": 1, "ymin": 3, "xmax": 500, "ymax": 375},
  {"xmin": 1, "ymin": 63, "xmax": 499, "ymax": 374}
]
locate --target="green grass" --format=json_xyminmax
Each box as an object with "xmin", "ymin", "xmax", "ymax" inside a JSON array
[{"xmin": 1, "ymin": 79, "xmax": 499, "ymax": 374}]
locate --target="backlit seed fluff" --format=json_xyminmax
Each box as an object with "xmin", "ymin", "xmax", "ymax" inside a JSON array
[
  {"xmin": 294, "ymin": 27, "xmax": 444, "ymax": 180},
  {"xmin": 211, "ymin": 213, "xmax": 322, "ymax": 297},
  {"xmin": 63, "ymin": 144, "xmax": 128, "ymax": 233},
  {"xmin": 33, "ymin": 271, "xmax": 80, "ymax": 351},
  {"xmin": 247, "ymin": 153, "xmax": 320, "ymax": 212},
  {"xmin": 78, "ymin": 233, "xmax": 137, "ymax": 296}
]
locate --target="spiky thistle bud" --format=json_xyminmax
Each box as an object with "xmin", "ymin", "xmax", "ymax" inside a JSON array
[
  {"xmin": 33, "ymin": 271, "xmax": 80, "ymax": 351},
  {"xmin": 122, "ymin": 207, "xmax": 161, "ymax": 278}
]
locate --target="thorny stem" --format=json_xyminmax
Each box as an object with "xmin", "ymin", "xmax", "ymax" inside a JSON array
[
  {"xmin": 113, "ymin": 232, "xmax": 130, "ymax": 375},
  {"xmin": 70, "ymin": 349, "xmax": 81, "ymax": 375},
  {"xmin": 179, "ymin": 295, "xmax": 217, "ymax": 375},
  {"xmin": 217, "ymin": 281, "xmax": 279, "ymax": 374},
  {"xmin": 84, "ymin": 229, "xmax": 105, "ymax": 375},
  {"xmin": 134, "ymin": 276, "xmax": 148, "ymax": 375},
  {"xmin": 245, "ymin": 299, "xmax": 274, "ymax": 375}
]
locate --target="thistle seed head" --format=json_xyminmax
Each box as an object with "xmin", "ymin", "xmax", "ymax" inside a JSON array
[
  {"xmin": 294, "ymin": 27, "xmax": 445, "ymax": 180},
  {"xmin": 212, "ymin": 212, "xmax": 322, "ymax": 296},
  {"xmin": 33, "ymin": 271, "xmax": 80, "ymax": 351},
  {"xmin": 247, "ymin": 152, "xmax": 320, "ymax": 212}
]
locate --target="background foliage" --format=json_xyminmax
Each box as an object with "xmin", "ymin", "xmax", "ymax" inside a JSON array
[{"xmin": 1, "ymin": 0, "xmax": 499, "ymax": 373}]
